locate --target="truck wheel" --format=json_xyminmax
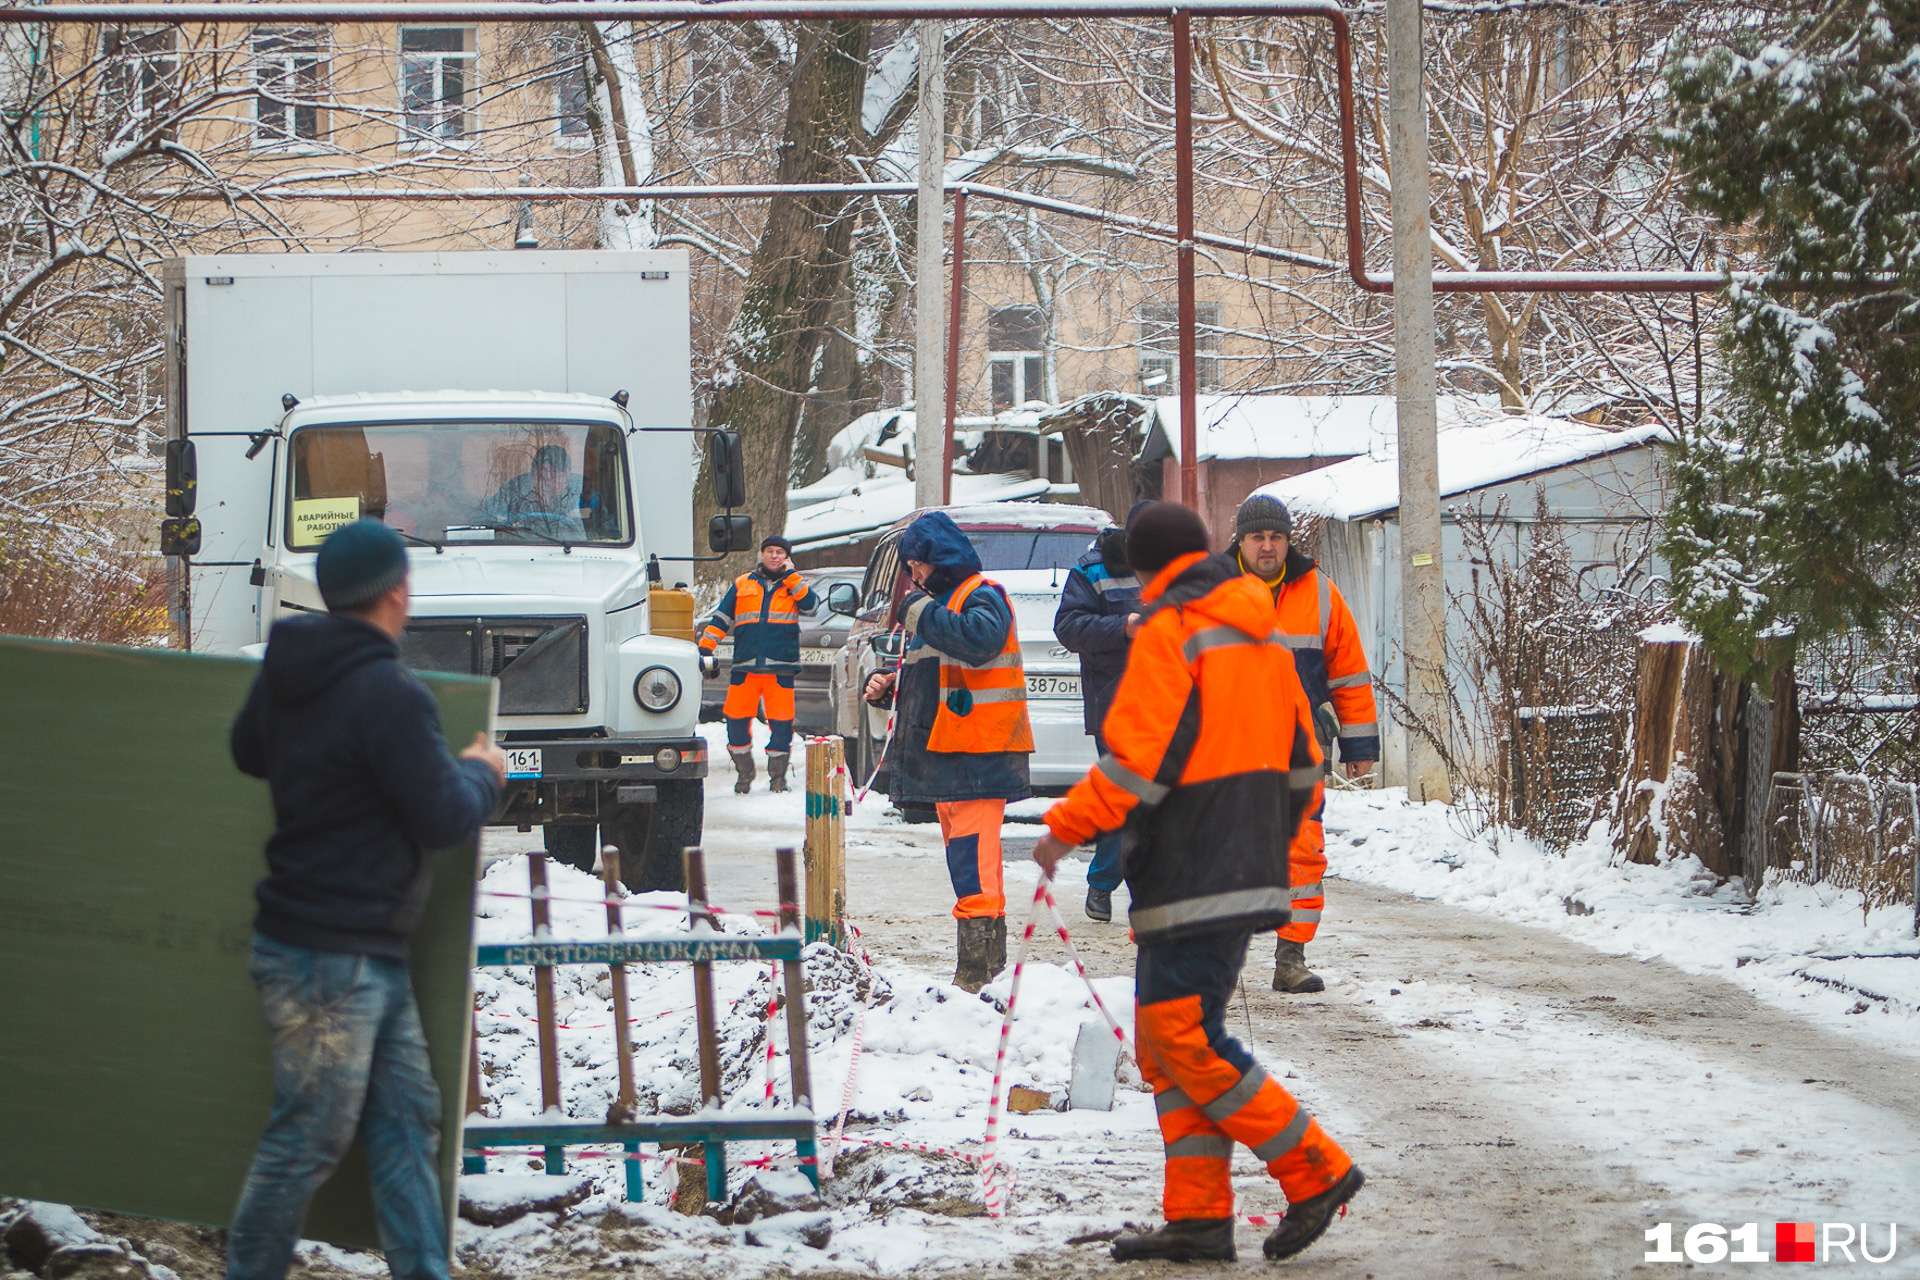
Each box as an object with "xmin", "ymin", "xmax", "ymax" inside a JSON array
[
  {"xmin": 604, "ymin": 779, "xmax": 703, "ymax": 893},
  {"xmin": 543, "ymin": 822, "xmax": 599, "ymax": 873}
]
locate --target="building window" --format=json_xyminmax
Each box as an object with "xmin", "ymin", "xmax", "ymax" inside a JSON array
[
  {"xmin": 988, "ymin": 305, "xmax": 1046, "ymax": 412},
  {"xmin": 400, "ymin": 27, "xmax": 475, "ymax": 142},
  {"xmin": 1139, "ymin": 301, "xmax": 1222, "ymax": 394},
  {"xmin": 101, "ymin": 28, "xmax": 176, "ymax": 121},
  {"xmin": 253, "ymin": 29, "xmax": 325, "ymax": 145},
  {"xmin": 555, "ymin": 56, "xmax": 592, "ymax": 143}
]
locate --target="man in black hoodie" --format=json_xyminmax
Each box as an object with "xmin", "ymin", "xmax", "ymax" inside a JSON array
[{"xmin": 226, "ymin": 519, "xmax": 504, "ymax": 1280}]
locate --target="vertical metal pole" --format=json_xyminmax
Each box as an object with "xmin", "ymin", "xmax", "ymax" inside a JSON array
[
  {"xmin": 776, "ymin": 846, "xmax": 819, "ymax": 1186},
  {"xmin": 1172, "ymin": 12, "xmax": 1199, "ymax": 510},
  {"xmin": 683, "ymin": 846, "xmax": 726, "ymax": 1203},
  {"xmin": 1387, "ymin": 0, "xmax": 1450, "ymax": 802},
  {"xmin": 942, "ymin": 188, "xmax": 968, "ymax": 506},
  {"xmin": 601, "ymin": 845, "xmax": 642, "ymax": 1201},
  {"xmin": 527, "ymin": 854, "xmax": 565, "ymax": 1174},
  {"xmin": 463, "ymin": 1001, "xmax": 486, "ymax": 1175},
  {"xmin": 914, "ymin": 19, "xmax": 947, "ymax": 509}
]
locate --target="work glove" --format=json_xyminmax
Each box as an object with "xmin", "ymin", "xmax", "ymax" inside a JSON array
[
  {"xmin": 898, "ymin": 589, "xmax": 933, "ymax": 635},
  {"xmin": 1313, "ymin": 701, "xmax": 1341, "ymax": 752},
  {"xmin": 700, "ymin": 652, "xmax": 720, "ymax": 678}
]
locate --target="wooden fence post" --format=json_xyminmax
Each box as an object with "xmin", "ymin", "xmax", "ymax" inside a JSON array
[
  {"xmin": 803, "ymin": 737, "xmax": 849, "ymax": 948},
  {"xmin": 682, "ymin": 846, "xmax": 726, "ymax": 1205},
  {"xmin": 775, "ymin": 846, "xmax": 820, "ymax": 1187},
  {"xmin": 527, "ymin": 854, "xmax": 564, "ymax": 1174},
  {"xmin": 601, "ymin": 844, "xmax": 642, "ymax": 1201}
]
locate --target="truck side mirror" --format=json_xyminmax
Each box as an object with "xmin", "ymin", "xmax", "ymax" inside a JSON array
[
  {"xmin": 708, "ymin": 513, "xmax": 753, "ymax": 554},
  {"xmin": 159, "ymin": 516, "xmax": 202, "ymax": 558},
  {"xmin": 826, "ymin": 581, "xmax": 859, "ymax": 617},
  {"xmin": 708, "ymin": 430, "xmax": 746, "ymax": 509},
  {"xmin": 164, "ymin": 439, "xmax": 197, "ymax": 517}
]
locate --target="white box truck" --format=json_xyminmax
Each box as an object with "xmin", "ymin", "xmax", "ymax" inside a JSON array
[{"xmin": 159, "ymin": 251, "xmax": 751, "ymax": 891}]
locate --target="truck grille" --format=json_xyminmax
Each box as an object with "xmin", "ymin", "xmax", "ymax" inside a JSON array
[{"xmin": 399, "ymin": 615, "xmax": 589, "ymax": 715}]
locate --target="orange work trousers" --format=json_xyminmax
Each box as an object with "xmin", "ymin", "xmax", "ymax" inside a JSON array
[
  {"xmin": 1278, "ymin": 801, "xmax": 1326, "ymax": 945},
  {"xmin": 723, "ymin": 671, "xmax": 796, "ymax": 753},
  {"xmin": 936, "ymin": 799, "xmax": 1006, "ymax": 919},
  {"xmin": 1136, "ymin": 931, "xmax": 1352, "ymax": 1219}
]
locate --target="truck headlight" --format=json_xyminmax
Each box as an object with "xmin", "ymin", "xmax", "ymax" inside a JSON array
[{"xmin": 633, "ymin": 666, "xmax": 682, "ymax": 712}]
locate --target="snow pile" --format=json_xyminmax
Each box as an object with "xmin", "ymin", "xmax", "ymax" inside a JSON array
[{"xmin": 1323, "ymin": 789, "xmax": 1920, "ymax": 1046}]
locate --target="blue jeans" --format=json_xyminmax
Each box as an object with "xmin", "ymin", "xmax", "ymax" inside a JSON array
[
  {"xmin": 1086, "ymin": 732, "xmax": 1124, "ymax": 892},
  {"xmin": 227, "ymin": 936, "xmax": 448, "ymax": 1280}
]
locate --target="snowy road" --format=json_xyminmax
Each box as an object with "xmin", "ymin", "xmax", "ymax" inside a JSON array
[{"xmin": 457, "ymin": 740, "xmax": 1920, "ymax": 1277}]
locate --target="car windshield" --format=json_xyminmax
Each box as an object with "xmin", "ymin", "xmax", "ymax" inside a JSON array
[
  {"xmin": 285, "ymin": 420, "xmax": 631, "ymax": 550},
  {"xmin": 966, "ymin": 529, "xmax": 1097, "ymax": 572}
]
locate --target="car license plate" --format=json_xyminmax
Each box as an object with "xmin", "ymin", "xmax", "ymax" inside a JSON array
[
  {"xmin": 714, "ymin": 643, "xmax": 733, "ymax": 659},
  {"xmin": 505, "ymin": 747, "xmax": 542, "ymax": 779},
  {"xmin": 1026, "ymin": 674, "xmax": 1080, "ymax": 699},
  {"xmin": 801, "ymin": 647, "xmax": 841, "ymax": 664}
]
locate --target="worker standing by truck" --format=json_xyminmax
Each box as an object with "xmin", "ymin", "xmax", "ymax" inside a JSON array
[
  {"xmin": 1032, "ymin": 502, "xmax": 1364, "ymax": 1264},
  {"xmin": 1230, "ymin": 494, "xmax": 1379, "ymax": 995},
  {"xmin": 226, "ymin": 519, "xmax": 506, "ymax": 1280},
  {"xmin": 698, "ymin": 535, "xmax": 819, "ymax": 794},
  {"xmin": 1052, "ymin": 502, "xmax": 1146, "ymax": 923},
  {"xmin": 863, "ymin": 511, "xmax": 1033, "ymax": 992}
]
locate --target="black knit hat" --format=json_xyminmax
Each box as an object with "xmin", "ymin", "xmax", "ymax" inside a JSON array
[
  {"xmin": 317, "ymin": 518, "xmax": 409, "ymax": 611},
  {"xmin": 1235, "ymin": 493, "xmax": 1292, "ymax": 541},
  {"xmin": 1125, "ymin": 502, "xmax": 1211, "ymax": 577},
  {"xmin": 761, "ymin": 534, "xmax": 793, "ymax": 554}
]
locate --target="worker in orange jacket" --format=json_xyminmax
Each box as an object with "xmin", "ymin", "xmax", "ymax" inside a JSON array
[
  {"xmin": 1033, "ymin": 502, "xmax": 1364, "ymax": 1264},
  {"xmin": 1231, "ymin": 494, "xmax": 1379, "ymax": 994}
]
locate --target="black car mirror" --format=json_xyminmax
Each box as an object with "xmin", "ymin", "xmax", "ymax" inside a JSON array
[
  {"xmin": 708, "ymin": 513, "xmax": 753, "ymax": 554},
  {"xmin": 871, "ymin": 630, "xmax": 905, "ymax": 660},
  {"xmin": 159, "ymin": 516, "xmax": 202, "ymax": 558},
  {"xmin": 826, "ymin": 582, "xmax": 859, "ymax": 617},
  {"xmin": 707, "ymin": 430, "xmax": 747, "ymax": 509},
  {"xmin": 164, "ymin": 439, "xmax": 197, "ymax": 517}
]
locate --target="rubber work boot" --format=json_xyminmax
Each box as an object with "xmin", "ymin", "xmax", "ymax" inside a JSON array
[
  {"xmin": 1085, "ymin": 887, "xmax": 1113, "ymax": 923},
  {"xmin": 1272, "ymin": 939, "xmax": 1326, "ymax": 994},
  {"xmin": 1109, "ymin": 1219, "xmax": 1236, "ymax": 1263},
  {"xmin": 1262, "ymin": 1165, "xmax": 1365, "ymax": 1261},
  {"xmin": 729, "ymin": 748, "xmax": 755, "ymax": 795},
  {"xmin": 953, "ymin": 918, "xmax": 995, "ymax": 993},
  {"xmin": 766, "ymin": 752, "xmax": 790, "ymax": 793},
  {"xmin": 987, "ymin": 915, "xmax": 1007, "ymax": 978}
]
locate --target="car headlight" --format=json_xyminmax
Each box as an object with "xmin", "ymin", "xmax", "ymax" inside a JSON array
[{"xmin": 633, "ymin": 666, "xmax": 682, "ymax": 712}]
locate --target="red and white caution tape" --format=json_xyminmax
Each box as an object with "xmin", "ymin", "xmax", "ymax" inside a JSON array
[
  {"xmin": 824, "ymin": 1003, "xmax": 867, "ymax": 1177},
  {"xmin": 761, "ymin": 962, "xmax": 780, "ymax": 1104},
  {"xmin": 1039, "ymin": 883, "xmax": 1133, "ymax": 1062},
  {"xmin": 980, "ymin": 876, "xmax": 1048, "ymax": 1218}
]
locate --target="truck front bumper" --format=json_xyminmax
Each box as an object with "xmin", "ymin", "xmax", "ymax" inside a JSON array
[{"xmin": 492, "ymin": 735, "xmax": 707, "ymax": 828}]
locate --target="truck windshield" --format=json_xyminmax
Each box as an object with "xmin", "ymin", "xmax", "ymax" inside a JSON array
[{"xmin": 285, "ymin": 420, "xmax": 632, "ymax": 550}]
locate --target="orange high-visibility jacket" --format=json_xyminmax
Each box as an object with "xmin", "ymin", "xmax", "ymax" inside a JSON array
[
  {"xmin": 1044, "ymin": 552, "xmax": 1323, "ymax": 942},
  {"xmin": 697, "ymin": 568, "xmax": 818, "ymax": 673},
  {"xmin": 1240, "ymin": 548, "xmax": 1380, "ymax": 763},
  {"xmin": 902, "ymin": 573, "xmax": 1036, "ymax": 755}
]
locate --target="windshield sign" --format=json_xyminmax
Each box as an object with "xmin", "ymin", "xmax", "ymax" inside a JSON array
[{"xmin": 286, "ymin": 420, "xmax": 632, "ymax": 550}]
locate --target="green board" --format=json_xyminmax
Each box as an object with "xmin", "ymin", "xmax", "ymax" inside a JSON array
[{"xmin": 0, "ymin": 635, "xmax": 491, "ymax": 1253}]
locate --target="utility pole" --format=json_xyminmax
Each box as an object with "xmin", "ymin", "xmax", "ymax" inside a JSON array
[
  {"xmin": 913, "ymin": 20, "xmax": 946, "ymax": 510},
  {"xmin": 1387, "ymin": 0, "xmax": 1451, "ymax": 803}
]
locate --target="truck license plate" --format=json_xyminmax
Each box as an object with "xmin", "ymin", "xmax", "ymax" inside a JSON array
[
  {"xmin": 505, "ymin": 748, "xmax": 543, "ymax": 779},
  {"xmin": 1026, "ymin": 674, "xmax": 1081, "ymax": 699}
]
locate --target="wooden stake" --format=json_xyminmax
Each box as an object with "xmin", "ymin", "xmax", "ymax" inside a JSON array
[
  {"xmin": 683, "ymin": 846, "xmax": 726, "ymax": 1204},
  {"xmin": 776, "ymin": 845, "xmax": 820, "ymax": 1186},
  {"xmin": 527, "ymin": 854, "xmax": 565, "ymax": 1173},
  {"xmin": 804, "ymin": 738, "xmax": 849, "ymax": 948},
  {"xmin": 601, "ymin": 844, "xmax": 643, "ymax": 1201}
]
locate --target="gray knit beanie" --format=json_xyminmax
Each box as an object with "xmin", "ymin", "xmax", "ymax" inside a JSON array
[
  {"xmin": 317, "ymin": 518, "xmax": 409, "ymax": 611},
  {"xmin": 1234, "ymin": 493, "xmax": 1292, "ymax": 541}
]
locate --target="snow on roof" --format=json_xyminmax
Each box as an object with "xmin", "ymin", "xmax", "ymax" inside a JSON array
[
  {"xmin": 1143, "ymin": 395, "xmax": 1460, "ymax": 463},
  {"xmin": 1256, "ymin": 414, "xmax": 1671, "ymax": 522},
  {"xmin": 821, "ymin": 405, "xmax": 1048, "ymax": 476},
  {"xmin": 784, "ymin": 471, "xmax": 1059, "ymax": 550}
]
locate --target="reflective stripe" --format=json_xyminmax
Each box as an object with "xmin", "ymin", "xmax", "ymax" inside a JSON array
[
  {"xmin": 1289, "ymin": 881, "xmax": 1324, "ymax": 900},
  {"xmin": 1165, "ymin": 1134, "xmax": 1234, "ymax": 1160},
  {"xmin": 708, "ymin": 612, "xmax": 734, "ymax": 627},
  {"xmin": 901, "ymin": 646, "xmax": 942, "ymax": 666},
  {"xmin": 1095, "ymin": 575, "xmax": 1141, "ymax": 594},
  {"xmin": 1182, "ymin": 624, "xmax": 1271, "ymax": 662},
  {"xmin": 1097, "ymin": 754, "xmax": 1171, "ymax": 806},
  {"xmin": 955, "ymin": 651, "xmax": 1025, "ymax": 671},
  {"xmin": 1290, "ymin": 909, "xmax": 1322, "ymax": 923},
  {"xmin": 1155, "ymin": 1087, "xmax": 1197, "ymax": 1116},
  {"xmin": 1289, "ymin": 767, "xmax": 1323, "ymax": 788},
  {"xmin": 1276, "ymin": 633, "xmax": 1322, "ymax": 651},
  {"xmin": 969, "ymin": 686, "xmax": 1028, "ymax": 705},
  {"xmin": 1129, "ymin": 887, "xmax": 1291, "ymax": 936},
  {"xmin": 1251, "ymin": 1107, "xmax": 1314, "ymax": 1163},
  {"xmin": 1338, "ymin": 720, "xmax": 1380, "ymax": 738},
  {"xmin": 1200, "ymin": 1062, "xmax": 1269, "ymax": 1123},
  {"xmin": 902, "ymin": 595, "xmax": 933, "ymax": 632},
  {"xmin": 1327, "ymin": 671, "xmax": 1373, "ymax": 691}
]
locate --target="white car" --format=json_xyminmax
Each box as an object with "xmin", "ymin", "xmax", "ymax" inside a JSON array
[{"xmin": 824, "ymin": 503, "xmax": 1113, "ymax": 794}]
